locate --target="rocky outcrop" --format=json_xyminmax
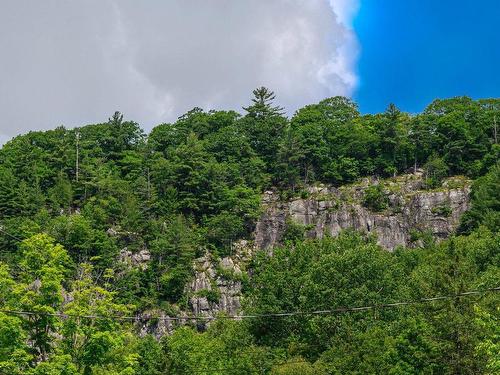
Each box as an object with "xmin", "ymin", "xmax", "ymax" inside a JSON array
[
  {"xmin": 118, "ymin": 248, "xmax": 151, "ymax": 270},
  {"xmin": 131, "ymin": 174, "xmax": 471, "ymax": 336},
  {"xmin": 136, "ymin": 310, "xmax": 176, "ymax": 339},
  {"xmin": 254, "ymin": 174, "xmax": 471, "ymax": 251},
  {"xmin": 187, "ymin": 244, "xmax": 249, "ymax": 322}
]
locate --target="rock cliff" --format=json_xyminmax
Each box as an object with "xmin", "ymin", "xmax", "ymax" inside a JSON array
[
  {"xmin": 186, "ymin": 174, "xmax": 470, "ymax": 322},
  {"xmin": 185, "ymin": 240, "xmax": 252, "ymax": 326},
  {"xmin": 138, "ymin": 173, "xmax": 471, "ymax": 333},
  {"xmin": 255, "ymin": 174, "xmax": 470, "ymax": 251}
]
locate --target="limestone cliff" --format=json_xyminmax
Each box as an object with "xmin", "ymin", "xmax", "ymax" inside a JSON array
[{"xmin": 185, "ymin": 240, "xmax": 252, "ymax": 325}]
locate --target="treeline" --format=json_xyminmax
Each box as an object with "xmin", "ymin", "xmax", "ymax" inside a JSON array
[
  {"xmin": 0, "ymin": 90, "xmax": 498, "ymax": 373},
  {"xmin": 0, "ymin": 92, "xmax": 498, "ymax": 244}
]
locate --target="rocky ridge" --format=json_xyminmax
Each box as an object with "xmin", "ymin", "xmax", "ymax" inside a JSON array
[
  {"xmin": 255, "ymin": 173, "xmax": 470, "ymax": 251},
  {"xmin": 132, "ymin": 173, "xmax": 471, "ymax": 334},
  {"xmin": 185, "ymin": 173, "xmax": 470, "ymax": 322}
]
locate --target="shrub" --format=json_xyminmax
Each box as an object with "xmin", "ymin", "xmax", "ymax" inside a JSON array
[
  {"xmin": 424, "ymin": 155, "xmax": 449, "ymax": 189},
  {"xmin": 196, "ymin": 288, "xmax": 221, "ymax": 304},
  {"xmin": 282, "ymin": 218, "xmax": 307, "ymax": 243},
  {"xmin": 431, "ymin": 203, "xmax": 452, "ymax": 217},
  {"xmin": 363, "ymin": 184, "xmax": 389, "ymax": 212}
]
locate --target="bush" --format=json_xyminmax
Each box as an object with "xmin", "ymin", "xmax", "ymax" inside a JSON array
[
  {"xmin": 196, "ymin": 288, "xmax": 221, "ymax": 304},
  {"xmin": 363, "ymin": 184, "xmax": 389, "ymax": 212},
  {"xmin": 205, "ymin": 212, "xmax": 246, "ymax": 256},
  {"xmin": 431, "ymin": 203, "xmax": 452, "ymax": 217},
  {"xmin": 159, "ymin": 266, "xmax": 192, "ymax": 302},
  {"xmin": 282, "ymin": 218, "xmax": 307, "ymax": 243},
  {"xmin": 424, "ymin": 155, "xmax": 449, "ymax": 189}
]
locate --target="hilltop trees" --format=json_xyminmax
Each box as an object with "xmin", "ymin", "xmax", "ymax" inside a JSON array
[{"xmin": 241, "ymin": 87, "xmax": 287, "ymax": 175}]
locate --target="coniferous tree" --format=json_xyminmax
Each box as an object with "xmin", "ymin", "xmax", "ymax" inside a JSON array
[
  {"xmin": 243, "ymin": 87, "xmax": 284, "ymax": 119},
  {"xmin": 241, "ymin": 87, "xmax": 287, "ymax": 175}
]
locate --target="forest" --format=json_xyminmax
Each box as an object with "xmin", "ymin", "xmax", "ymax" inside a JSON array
[{"xmin": 0, "ymin": 89, "xmax": 498, "ymax": 374}]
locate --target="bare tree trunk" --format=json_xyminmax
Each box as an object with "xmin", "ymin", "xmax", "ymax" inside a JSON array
[
  {"xmin": 75, "ymin": 131, "xmax": 80, "ymax": 182},
  {"xmin": 147, "ymin": 167, "xmax": 151, "ymax": 200},
  {"xmin": 494, "ymin": 114, "xmax": 498, "ymax": 144}
]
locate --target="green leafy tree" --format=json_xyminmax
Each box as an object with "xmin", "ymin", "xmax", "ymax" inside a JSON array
[
  {"xmin": 248, "ymin": 232, "xmax": 406, "ymax": 356},
  {"xmin": 271, "ymin": 358, "xmax": 318, "ymax": 375},
  {"xmin": 61, "ymin": 264, "xmax": 136, "ymax": 374},
  {"xmin": 0, "ymin": 167, "xmax": 23, "ymax": 217},
  {"xmin": 289, "ymin": 96, "xmax": 361, "ymax": 185},
  {"xmin": 136, "ymin": 335, "xmax": 165, "ymax": 375},
  {"xmin": 164, "ymin": 326, "xmax": 226, "ymax": 374},
  {"xmin": 423, "ymin": 154, "xmax": 449, "ymax": 189},
  {"xmin": 49, "ymin": 214, "xmax": 118, "ymax": 268},
  {"xmin": 410, "ymin": 232, "xmax": 499, "ymax": 374},
  {"xmin": 48, "ymin": 172, "xmax": 73, "ymax": 212},
  {"xmin": 459, "ymin": 163, "xmax": 500, "ymax": 233},
  {"xmin": 243, "ymin": 87, "xmax": 284, "ymax": 119},
  {"xmin": 29, "ymin": 354, "xmax": 78, "ymax": 375},
  {"xmin": 17, "ymin": 234, "xmax": 72, "ymax": 362},
  {"xmin": 0, "ymin": 265, "xmax": 31, "ymax": 374},
  {"xmin": 374, "ymin": 103, "xmax": 411, "ymax": 176},
  {"xmin": 150, "ymin": 216, "xmax": 198, "ymax": 302},
  {"xmin": 475, "ymin": 306, "xmax": 500, "ymax": 375}
]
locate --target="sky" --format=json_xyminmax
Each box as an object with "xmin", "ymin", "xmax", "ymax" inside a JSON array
[
  {"xmin": 0, "ymin": 0, "xmax": 499, "ymax": 144},
  {"xmin": 354, "ymin": 0, "xmax": 500, "ymax": 114}
]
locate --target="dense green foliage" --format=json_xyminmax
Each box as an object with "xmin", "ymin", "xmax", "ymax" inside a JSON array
[
  {"xmin": 248, "ymin": 230, "xmax": 499, "ymax": 373},
  {"xmin": 0, "ymin": 91, "xmax": 498, "ymax": 373}
]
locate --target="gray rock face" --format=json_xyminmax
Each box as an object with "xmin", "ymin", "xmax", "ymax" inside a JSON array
[
  {"xmin": 118, "ymin": 248, "xmax": 151, "ymax": 270},
  {"xmin": 187, "ymin": 252, "xmax": 244, "ymax": 322},
  {"xmin": 135, "ymin": 174, "xmax": 471, "ymax": 337},
  {"xmin": 254, "ymin": 175, "xmax": 471, "ymax": 251},
  {"xmin": 254, "ymin": 192, "xmax": 287, "ymax": 250},
  {"xmin": 136, "ymin": 311, "xmax": 175, "ymax": 339}
]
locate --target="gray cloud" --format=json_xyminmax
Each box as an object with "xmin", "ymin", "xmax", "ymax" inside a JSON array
[{"xmin": 0, "ymin": 0, "xmax": 359, "ymax": 143}]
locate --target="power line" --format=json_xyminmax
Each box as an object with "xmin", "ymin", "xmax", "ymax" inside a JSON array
[
  {"xmin": 159, "ymin": 287, "xmax": 500, "ymax": 374},
  {"xmin": 0, "ymin": 290, "xmax": 496, "ymax": 375},
  {"xmin": 0, "ymin": 287, "xmax": 498, "ymax": 323},
  {"xmin": 0, "ymin": 226, "xmax": 498, "ymax": 322}
]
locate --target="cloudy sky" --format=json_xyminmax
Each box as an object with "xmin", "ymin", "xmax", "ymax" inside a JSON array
[
  {"xmin": 1, "ymin": 0, "xmax": 499, "ymax": 144},
  {"xmin": 0, "ymin": 0, "xmax": 359, "ymax": 143}
]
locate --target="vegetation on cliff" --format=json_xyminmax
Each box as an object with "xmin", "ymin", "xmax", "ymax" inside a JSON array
[{"xmin": 0, "ymin": 91, "xmax": 498, "ymax": 373}]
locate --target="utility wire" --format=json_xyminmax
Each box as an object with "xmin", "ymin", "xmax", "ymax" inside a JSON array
[
  {"xmin": 0, "ymin": 287, "xmax": 498, "ymax": 322},
  {"xmin": 1, "ymin": 224, "xmax": 498, "ymax": 373},
  {"xmin": 1, "ymin": 226, "xmax": 498, "ymax": 321},
  {"xmin": 0, "ymin": 286, "xmax": 497, "ymax": 375},
  {"xmin": 168, "ymin": 288, "xmax": 500, "ymax": 374}
]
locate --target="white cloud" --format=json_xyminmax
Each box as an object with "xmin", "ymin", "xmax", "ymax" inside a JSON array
[
  {"xmin": 0, "ymin": 0, "xmax": 359, "ymax": 144},
  {"xmin": 329, "ymin": 0, "xmax": 360, "ymax": 26}
]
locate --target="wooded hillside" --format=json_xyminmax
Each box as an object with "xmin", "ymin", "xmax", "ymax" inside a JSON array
[{"xmin": 0, "ymin": 91, "xmax": 498, "ymax": 374}]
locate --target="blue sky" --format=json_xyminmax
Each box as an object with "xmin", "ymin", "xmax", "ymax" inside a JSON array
[{"xmin": 354, "ymin": 0, "xmax": 500, "ymax": 113}]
